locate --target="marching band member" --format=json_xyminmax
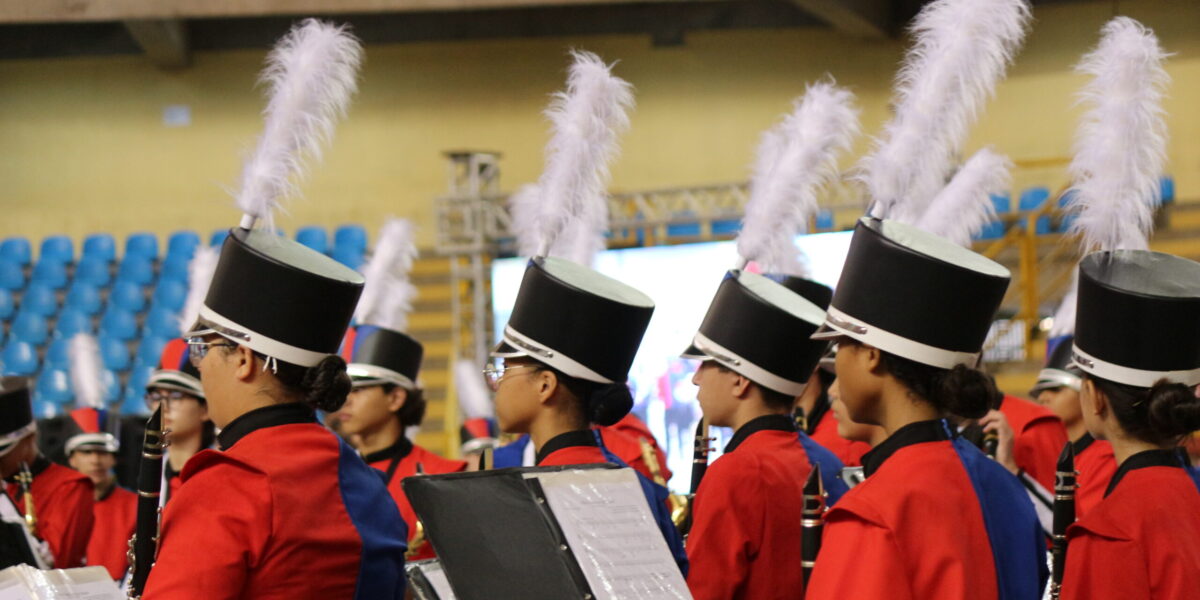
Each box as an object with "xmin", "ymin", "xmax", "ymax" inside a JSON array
[
  {"xmin": 144, "ymin": 338, "xmax": 215, "ymax": 502},
  {"xmin": 65, "ymin": 432, "xmax": 134, "ymax": 579}
]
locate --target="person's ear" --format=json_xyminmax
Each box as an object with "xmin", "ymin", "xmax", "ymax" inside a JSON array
[
  {"xmin": 536, "ymin": 369, "xmax": 558, "ymax": 406},
  {"xmin": 863, "ymin": 345, "xmax": 883, "ymax": 375},
  {"xmin": 386, "ymin": 387, "xmax": 409, "ymax": 412},
  {"xmin": 1084, "ymin": 379, "xmax": 1108, "ymax": 419},
  {"xmin": 731, "ymin": 373, "xmax": 752, "ymax": 399},
  {"xmin": 233, "ymin": 345, "xmax": 256, "ymax": 381}
]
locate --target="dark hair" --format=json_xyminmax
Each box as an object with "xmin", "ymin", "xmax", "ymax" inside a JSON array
[
  {"xmin": 1089, "ymin": 375, "xmax": 1200, "ymax": 446},
  {"xmin": 273, "ymin": 354, "xmax": 353, "ymax": 413},
  {"xmin": 201, "ymin": 420, "xmax": 217, "ymax": 450},
  {"xmin": 531, "ymin": 364, "xmax": 631, "ymax": 427},
  {"xmin": 379, "ymin": 383, "xmax": 427, "ymax": 429},
  {"xmin": 843, "ymin": 339, "xmax": 998, "ymax": 419},
  {"xmin": 711, "ymin": 363, "xmax": 794, "ymax": 410}
]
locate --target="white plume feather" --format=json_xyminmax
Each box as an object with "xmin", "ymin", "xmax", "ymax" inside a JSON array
[
  {"xmin": 236, "ymin": 19, "xmax": 363, "ymax": 232},
  {"xmin": 454, "ymin": 360, "xmax": 494, "ymax": 419},
  {"xmin": 916, "ymin": 147, "xmax": 1012, "ymax": 246},
  {"xmin": 355, "ymin": 218, "xmax": 419, "ymax": 332},
  {"xmin": 863, "ymin": 0, "xmax": 1030, "ymax": 224},
  {"xmin": 1049, "ymin": 285, "xmax": 1077, "ymax": 338},
  {"xmin": 737, "ymin": 81, "xmax": 860, "ymax": 276},
  {"xmin": 179, "ymin": 245, "xmax": 220, "ymax": 331},
  {"xmin": 524, "ymin": 50, "xmax": 633, "ymax": 259},
  {"xmin": 1065, "ymin": 17, "xmax": 1169, "ymax": 253},
  {"xmin": 69, "ymin": 334, "xmax": 105, "ymax": 409}
]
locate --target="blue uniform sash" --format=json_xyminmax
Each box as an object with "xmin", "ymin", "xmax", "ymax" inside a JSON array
[
  {"xmin": 492, "ymin": 434, "xmax": 531, "ymax": 468},
  {"xmin": 797, "ymin": 431, "xmax": 849, "ymax": 506},
  {"xmin": 337, "ymin": 439, "xmax": 408, "ymax": 600}
]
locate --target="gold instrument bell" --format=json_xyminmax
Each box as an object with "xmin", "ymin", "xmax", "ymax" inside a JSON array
[
  {"xmin": 638, "ymin": 438, "xmax": 690, "ymax": 529},
  {"xmin": 16, "ymin": 462, "xmax": 37, "ymax": 538}
]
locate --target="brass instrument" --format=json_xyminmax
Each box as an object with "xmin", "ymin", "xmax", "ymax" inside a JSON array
[
  {"xmin": 15, "ymin": 463, "xmax": 36, "ymax": 538},
  {"xmin": 637, "ymin": 438, "xmax": 689, "ymax": 527}
]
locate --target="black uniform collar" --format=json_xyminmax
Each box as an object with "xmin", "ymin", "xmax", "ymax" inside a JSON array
[
  {"xmin": 725, "ymin": 414, "xmax": 796, "ymax": 454},
  {"xmin": 362, "ymin": 435, "xmax": 414, "ymax": 465},
  {"xmin": 4, "ymin": 455, "xmax": 50, "ymax": 484},
  {"xmin": 218, "ymin": 403, "xmax": 317, "ymax": 450},
  {"xmin": 861, "ymin": 419, "xmax": 952, "ymax": 478},
  {"xmin": 1104, "ymin": 448, "xmax": 1188, "ymax": 498},
  {"xmin": 535, "ymin": 430, "xmax": 598, "ymax": 465},
  {"xmin": 1071, "ymin": 432, "xmax": 1096, "ymax": 455}
]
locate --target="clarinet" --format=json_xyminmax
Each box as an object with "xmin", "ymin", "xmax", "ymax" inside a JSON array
[
  {"xmin": 679, "ymin": 418, "xmax": 713, "ymax": 537},
  {"xmin": 127, "ymin": 406, "xmax": 167, "ymax": 599},
  {"xmin": 1049, "ymin": 443, "xmax": 1076, "ymax": 600},
  {"xmin": 801, "ymin": 464, "xmax": 825, "ymax": 589}
]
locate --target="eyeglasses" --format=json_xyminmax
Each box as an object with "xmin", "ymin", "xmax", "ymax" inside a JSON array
[
  {"xmin": 482, "ymin": 363, "xmax": 535, "ymax": 390},
  {"xmin": 144, "ymin": 389, "xmax": 189, "ymax": 410},
  {"xmin": 186, "ymin": 337, "xmax": 237, "ymax": 368}
]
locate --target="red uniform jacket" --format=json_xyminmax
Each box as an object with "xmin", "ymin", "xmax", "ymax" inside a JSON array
[
  {"xmin": 595, "ymin": 414, "xmax": 672, "ymax": 482},
  {"xmin": 1071, "ymin": 434, "xmax": 1116, "ymax": 519},
  {"xmin": 145, "ymin": 404, "xmax": 407, "ymax": 600},
  {"xmin": 808, "ymin": 421, "xmax": 1000, "ymax": 600},
  {"xmin": 809, "ymin": 407, "xmax": 871, "ymax": 467},
  {"xmin": 686, "ymin": 415, "xmax": 811, "ymax": 600},
  {"xmin": 365, "ymin": 438, "xmax": 467, "ymax": 561},
  {"xmin": 999, "ymin": 395, "xmax": 1068, "ymax": 491},
  {"xmin": 5, "ymin": 458, "xmax": 94, "ymax": 568},
  {"xmin": 1063, "ymin": 450, "xmax": 1200, "ymax": 600},
  {"xmin": 88, "ymin": 484, "xmax": 136, "ymax": 580}
]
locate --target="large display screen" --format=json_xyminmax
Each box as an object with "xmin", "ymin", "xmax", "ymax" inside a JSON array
[{"xmin": 491, "ymin": 232, "xmax": 854, "ymax": 492}]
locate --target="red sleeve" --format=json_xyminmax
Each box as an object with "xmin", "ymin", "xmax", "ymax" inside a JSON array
[
  {"xmin": 1013, "ymin": 418, "xmax": 1069, "ymax": 491},
  {"xmin": 35, "ymin": 471, "xmax": 94, "ymax": 568},
  {"xmin": 143, "ymin": 459, "xmax": 272, "ymax": 599},
  {"xmin": 685, "ymin": 458, "xmax": 758, "ymax": 600},
  {"xmin": 806, "ymin": 515, "xmax": 913, "ymax": 600},
  {"xmin": 1061, "ymin": 533, "xmax": 1149, "ymax": 600}
]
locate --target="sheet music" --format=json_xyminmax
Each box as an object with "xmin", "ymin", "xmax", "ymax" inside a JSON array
[
  {"xmin": 529, "ymin": 468, "xmax": 691, "ymax": 600},
  {"xmin": 420, "ymin": 562, "xmax": 457, "ymax": 600},
  {"xmin": 0, "ymin": 566, "xmax": 123, "ymax": 600}
]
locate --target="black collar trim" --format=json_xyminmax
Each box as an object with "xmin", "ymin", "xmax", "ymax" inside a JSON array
[
  {"xmin": 29, "ymin": 455, "xmax": 50, "ymax": 478},
  {"xmin": 725, "ymin": 414, "xmax": 796, "ymax": 454},
  {"xmin": 1071, "ymin": 432, "xmax": 1096, "ymax": 455},
  {"xmin": 535, "ymin": 430, "xmax": 597, "ymax": 465},
  {"xmin": 862, "ymin": 419, "xmax": 952, "ymax": 478},
  {"xmin": 218, "ymin": 403, "xmax": 316, "ymax": 450},
  {"xmin": 362, "ymin": 435, "xmax": 415, "ymax": 465},
  {"xmin": 97, "ymin": 481, "xmax": 117, "ymax": 502},
  {"xmin": 1104, "ymin": 448, "xmax": 1187, "ymax": 498}
]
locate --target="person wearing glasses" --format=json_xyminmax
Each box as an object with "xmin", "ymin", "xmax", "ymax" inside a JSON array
[
  {"xmin": 336, "ymin": 325, "xmax": 466, "ymax": 560},
  {"xmin": 144, "ymin": 338, "xmax": 215, "ymax": 503}
]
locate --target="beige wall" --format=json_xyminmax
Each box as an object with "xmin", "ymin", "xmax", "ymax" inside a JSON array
[{"xmin": 0, "ymin": 0, "xmax": 1197, "ymax": 248}]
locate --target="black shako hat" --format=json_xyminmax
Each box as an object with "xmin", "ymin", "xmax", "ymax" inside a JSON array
[
  {"xmin": 683, "ymin": 271, "xmax": 828, "ymax": 396},
  {"xmin": 1072, "ymin": 250, "xmax": 1200, "ymax": 388},
  {"xmin": 146, "ymin": 338, "xmax": 205, "ymax": 399},
  {"xmin": 492, "ymin": 257, "xmax": 654, "ymax": 384},
  {"xmin": 340, "ymin": 325, "xmax": 423, "ymax": 390},
  {"xmin": 186, "ymin": 228, "xmax": 365, "ymax": 367},
  {"xmin": 813, "ymin": 218, "xmax": 1011, "ymax": 369},
  {"xmin": 1030, "ymin": 335, "xmax": 1082, "ymax": 396},
  {"xmin": 0, "ymin": 377, "xmax": 34, "ymax": 457},
  {"xmin": 766, "ymin": 274, "xmax": 833, "ymax": 311}
]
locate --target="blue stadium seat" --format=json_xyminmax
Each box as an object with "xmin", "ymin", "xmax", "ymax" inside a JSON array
[
  {"xmin": 21, "ymin": 283, "xmax": 59, "ymax": 317},
  {"xmin": 44, "ymin": 338, "xmax": 71, "ymax": 369},
  {"xmin": 82, "ymin": 234, "xmax": 117, "ymax": 263},
  {"xmin": 0, "ymin": 290, "xmax": 12, "ymax": 321},
  {"xmin": 0, "ymin": 238, "xmax": 32, "ymax": 267},
  {"xmin": 331, "ymin": 245, "xmax": 364, "ymax": 270},
  {"xmin": 144, "ymin": 306, "xmax": 181, "ymax": 340},
  {"xmin": 64, "ymin": 283, "xmax": 102, "ymax": 316},
  {"xmin": 10, "ymin": 311, "xmax": 49, "ymax": 346},
  {"xmin": 99, "ymin": 309, "xmax": 138, "ymax": 341},
  {"xmin": 125, "ymin": 233, "xmax": 159, "ymax": 260},
  {"xmin": 98, "ymin": 335, "xmax": 131, "ymax": 371},
  {"xmin": 116, "ymin": 255, "xmax": 155, "ymax": 286},
  {"xmin": 152, "ymin": 279, "xmax": 187, "ymax": 313},
  {"xmin": 711, "ymin": 220, "xmax": 741, "ymax": 236},
  {"xmin": 35, "ymin": 368, "xmax": 72, "ymax": 405},
  {"xmin": 73, "ymin": 256, "xmax": 112, "ymax": 288},
  {"xmin": 129, "ymin": 363, "xmax": 153, "ymax": 392},
  {"xmin": 166, "ymin": 231, "xmax": 201, "ymax": 260},
  {"xmin": 210, "ymin": 229, "xmax": 229, "ymax": 248},
  {"xmin": 334, "ymin": 225, "xmax": 368, "ymax": 255},
  {"xmin": 814, "ymin": 210, "xmax": 835, "ymax": 231},
  {"xmin": 1, "ymin": 341, "xmax": 39, "ymax": 376},
  {"xmin": 296, "ymin": 226, "xmax": 329, "ymax": 254},
  {"xmin": 136, "ymin": 336, "xmax": 169, "ymax": 367},
  {"xmin": 120, "ymin": 368, "xmax": 154, "ymax": 415},
  {"xmin": 30, "ymin": 259, "xmax": 69, "ymax": 289},
  {"xmin": 54, "ymin": 309, "xmax": 93, "ymax": 339},
  {"xmin": 39, "ymin": 235, "xmax": 74, "ymax": 264},
  {"xmin": 0, "ymin": 259, "xmax": 24, "ymax": 291},
  {"xmin": 1057, "ymin": 190, "xmax": 1078, "ymax": 233},
  {"xmin": 1159, "ymin": 175, "xmax": 1175, "ymax": 205},
  {"xmin": 1019, "ymin": 187, "xmax": 1051, "ymax": 234},
  {"xmin": 975, "ymin": 193, "xmax": 1011, "ymax": 240},
  {"xmin": 109, "ymin": 280, "xmax": 146, "ymax": 313},
  {"xmin": 159, "ymin": 254, "xmax": 190, "ymax": 283},
  {"xmin": 32, "ymin": 397, "xmax": 58, "ymax": 419}
]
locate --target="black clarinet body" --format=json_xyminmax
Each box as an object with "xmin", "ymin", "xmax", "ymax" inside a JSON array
[
  {"xmin": 127, "ymin": 406, "xmax": 166, "ymax": 598},
  {"xmin": 679, "ymin": 418, "xmax": 713, "ymax": 537},
  {"xmin": 1050, "ymin": 443, "xmax": 1077, "ymax": 600},
  {"xmin": 801, "ymin": 464, "xmax": 825, "ymax": 589}
]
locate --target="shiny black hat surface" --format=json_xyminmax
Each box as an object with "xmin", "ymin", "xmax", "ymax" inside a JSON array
[
  {"xmin": 766, "ymin": 274, "xmax": 833, "ymax": 311},
  {"xmin": 1072, "ymin": 250, "xmax": 1200, "ymax": 388},
  {"xmin": 492, "ymin": 257, "xmax": 654, "ymax": 384},
  {"xmin": 340, "ymin": 325, "xmax": 423, "ymax": 390},
  {"xmin": 685, "ymin": 271, "xmax": 827, "ymax": 396},
  {"xmin": 186, "ymin": 228, "xmax": 365, "ymax": 367},
  {"xmin": 0, "ymin": 377, "xmax": 34, "ymax": 456},
  {"xmin": 1030, "ymin": 335, "xmax": 1082, "ymax": 396},
  {"xmin": 813, "ymin": 218, "xmax": 1011, "ymax": 369}
]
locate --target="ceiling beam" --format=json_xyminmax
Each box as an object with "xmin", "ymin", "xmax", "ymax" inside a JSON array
[
  {"xmin": 123, "ymin": 18, "xmax": 189, "ymax": 68},
  {"xmin": 787, "ymin": 0, "xmax": 891, "ymax": 38}
]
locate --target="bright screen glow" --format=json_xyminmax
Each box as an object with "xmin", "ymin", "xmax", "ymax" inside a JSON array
[{"xmin": 491, "ymin": 231, "xmax": 853, "ymax": 492}]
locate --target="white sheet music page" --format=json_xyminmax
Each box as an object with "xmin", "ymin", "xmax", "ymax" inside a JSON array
[
  {"xmin": 420, "ymin": 561, "xmax": 457, "ymax": 600},
  {"xmin": 528, "ymin": 468, "xmax": 691, "ymax": 600}
]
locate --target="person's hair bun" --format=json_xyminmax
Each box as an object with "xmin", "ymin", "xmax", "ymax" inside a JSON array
[
  {"xmin": 302, "ymin": 355, "xmax": 353, "ymax": 413},
  {"xmin": 934, "ymin": 364, "xmax": 997, "ymax": 420},
  {"xmin": 587, "ymin": 383, "xmax": 633, "ymax": 427},
  {"xmin": 1146, "ymin": 380, "xmax": 1200, "ymax": 439}
]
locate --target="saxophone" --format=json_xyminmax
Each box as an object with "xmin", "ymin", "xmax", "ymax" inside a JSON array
[
  {"xmin": 405, "ymin": 463, "xmax": 428, "ymax": 560},
  {"xmin": 15, "ymin": 463, "xmax": 36, "ymax": 538},
  {"xmin": 637, "ymin": 438, "xmax": 689, "ymax": 527}
]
